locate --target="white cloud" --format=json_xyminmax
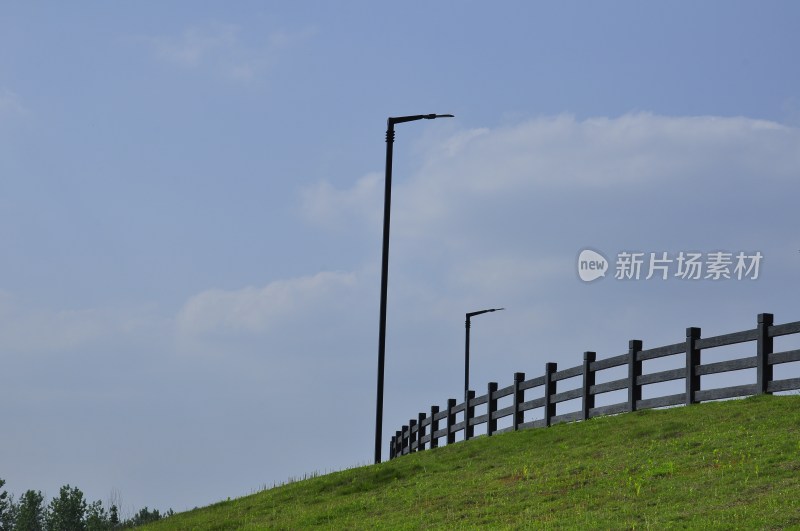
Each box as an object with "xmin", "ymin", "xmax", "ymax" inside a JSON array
[
  {"xmin": 175, "ymin": 271, "xmax": 359, "ymax": 343},
  {"xmin": 150, "ymin": 23, "xmax": 239, "ymax": 68},
  {"xmin": 304, "ymin": 113, "xmax": 800, "ymax": 245},
  {"xmin": 141, "ymin": 23, "xmax": 314, "ymax": 82},
  {"xmin": 0, "ymin": 292, "xmax": 160, "ymax": 355},
  {"xmin": 300, "ymin": 172, "xmax": 383, "ymax": 230},
  {"xmin": 410, "ymin": 113, "xmax": 797, "ymax": 196},
  {"xmin": 0, "ymin": 88, "xmax": 27, "ymax": 116}
]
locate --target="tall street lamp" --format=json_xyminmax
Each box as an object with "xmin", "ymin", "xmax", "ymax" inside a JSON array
[
  {"xmin": 375, "ymin": 113, "xmax": 453, "ymax": 464},
  {"xmin": 465, "ymin": 308, "xmax": 504, "ymax": 402}
]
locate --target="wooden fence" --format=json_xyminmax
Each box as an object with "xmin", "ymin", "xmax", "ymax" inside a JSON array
[{"xmin": 389, "ymin": 313, "xmax": 800, "ymax": 459}]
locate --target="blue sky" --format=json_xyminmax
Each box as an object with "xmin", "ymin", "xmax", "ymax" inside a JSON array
[{"xmin": 1, "ymin": 1, "xmax": 799, "ymax": 514}]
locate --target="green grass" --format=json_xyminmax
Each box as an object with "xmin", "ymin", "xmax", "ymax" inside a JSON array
[{"xmin": 142, "ymin": 394, "xmax": 800, "ymax": 529}]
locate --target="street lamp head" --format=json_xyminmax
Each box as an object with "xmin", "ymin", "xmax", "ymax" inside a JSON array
[
  {"xmin": 389, "ymin": 113, "xmax": 455, "ymax": 125},
  {"xmin": 466, "ymin": 307, "xmax": 505, "ymax": 318}
]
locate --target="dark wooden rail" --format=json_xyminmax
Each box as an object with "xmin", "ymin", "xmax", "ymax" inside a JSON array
[{"xmin": 390, "ymin": 313, "xmax": 800, "ymax": 459}]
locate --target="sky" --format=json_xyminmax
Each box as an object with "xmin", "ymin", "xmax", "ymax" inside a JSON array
[{"xmin": 1, "ymin": 0, "xmax": 800, "ymax": 515}]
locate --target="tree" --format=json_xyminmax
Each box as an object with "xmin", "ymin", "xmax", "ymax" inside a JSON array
[
  {"xmin": 85, "ymin": 500, "xmax": 111, "ymax": 531},
  {"xmin": 106, "ymin": 489, "xmax": 121, "ymax": 529},
  {"xmin": 0, "ymin": 478, "xmax": 13, "ymax": 531},
  {"xmin": 0, "ymin": 493, "xmax": 16, "ymax": 531},
  {"xmin": 127, "ymin": 507, "xmax": 163, "ymax": 527},
  {"xmin": 0, "ymin": 479, "xmax": 7, "ymax": 527},
  {"xmin": 108, "ymin": 504, "xmax": 119, "ymax": 528},
  {"xmin": 15, "ymin": 490, "xmax": 45, "ymax": 531},
  {"xmin": 46, "ymin": 485, "xmax": 86, "ymax": 531}
]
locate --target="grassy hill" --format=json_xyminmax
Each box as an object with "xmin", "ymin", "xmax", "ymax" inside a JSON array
[{"xmin": 142, "ymin": 394, "xmax": 800, "ymax": 529}]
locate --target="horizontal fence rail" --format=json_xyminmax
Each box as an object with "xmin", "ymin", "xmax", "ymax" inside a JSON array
[{"xmin": 389, "ymin": 313, "xmax": 800, "ymax": 459}]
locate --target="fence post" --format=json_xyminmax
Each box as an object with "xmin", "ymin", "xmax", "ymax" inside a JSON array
[
  {"xmin": 582, "ymin": 351, "xmax": 596, "ymax": 420},
  {"xmin": 487, "ymin": 382, "xmax": 498, "ymax": 436},
  {"xmin": 464, "ymin": 390, "xmax": 476, "ymax": 440},
  {"xmin": 394, "ymin": 430, "xmax": 401, "ymax": 458},
  {"xmin": 401, "ymin": 425, "xmax": 409, "ymax": 455},
  {"xmin": 389, "ymin": 435, "xmax": 395, "ymax": 459},
  {"xmin": 544, "ymin": 362, "xmax": 557, "ymax": 427},
  {"xmin": 394, "ymin": 430, "xmax": 403, "ymax": 457},
  {"xmin": 417, "ymin": 412, "xmax": 426, "ymax": 452},
  {"xmin": 446, "ymin": 398, "xmax": 457, "ymax": 445},
  {"xmin": 429, "ymin": 405, "xmax": 440, "ymax": 449},
  {"xmin": 686, "ymin": 327, "xmax": 701, "ymax": 405},
  {"xmin": 757, "ymin": 313, "xmax": 774, "ymax": 394},
  {"xmin": 513, "ymin": 372, "xmax": 525, "ymax": 430},
  {"xmin": 628, "ymin": 340, "xmax": 643, "ymax": 412},
  {"xmin": 409, "ymin": 419, "xmax": 418, "ymax": 453}
]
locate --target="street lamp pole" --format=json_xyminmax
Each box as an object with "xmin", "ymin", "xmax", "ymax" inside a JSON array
[
  {"xmin": 375, "ymin": 113, "xmax": 453, "ymax": 465},
  {"xmin": 465, "ymin": 308, "xmax": 504, "ymax": 403}
]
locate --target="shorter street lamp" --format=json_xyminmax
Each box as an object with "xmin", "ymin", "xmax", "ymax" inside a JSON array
[{"xmin": 465, "ymin": 308, "xmax": 504, "ymax": 402}]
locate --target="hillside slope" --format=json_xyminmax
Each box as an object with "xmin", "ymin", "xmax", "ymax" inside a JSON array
[{"xmin": 143, "ymin": 395, "xmax": 800, "ymax": 529}]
